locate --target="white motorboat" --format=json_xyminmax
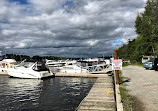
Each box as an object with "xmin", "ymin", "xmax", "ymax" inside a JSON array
[
  {"xmin": 45, "ymin": 60, "xmax": 66, "ymax": 67},
  {"xmin": 45, "ymin": 59, "xmax": 77, "ymax": 67},
  {"xmin": 59, "ymin": 64, "xmax": 88, "ymax": 73},
  {"xmin": 0, "ymin": 59, "xmax": 17, "ymax": 74},
  {"xmin": 7, "ymin": 61, "xmax": 54, "ymax": 79}
]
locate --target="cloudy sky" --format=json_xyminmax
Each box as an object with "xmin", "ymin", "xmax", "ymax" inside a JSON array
[{"xmin": 0, "ymin": 0, "xmax": 147, "ymax": 57}]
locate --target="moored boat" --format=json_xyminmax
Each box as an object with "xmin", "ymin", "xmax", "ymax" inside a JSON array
[
  {"xmin": 7, "ymin": 61, "xmax": 54, "ymax": 79},
  {"xmin": 0, "ymin": 59, "xmax": 17, "ymax": 75}
]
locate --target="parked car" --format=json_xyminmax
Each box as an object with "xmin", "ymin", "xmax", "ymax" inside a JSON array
[
  {"xmin": 143, "ymin": 59, "xmax": 155, "ymax": 69},
  {"xmin": 153, "ymin": 58, "xmax": 158, "ymax": 71},
  {"xmin": 142, "ymin": 56, "xmax": 157, "ymax": 63}
]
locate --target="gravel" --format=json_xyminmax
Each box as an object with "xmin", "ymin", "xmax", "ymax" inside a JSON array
[{"xmin": 122, "ymin": 65, "xmax": 158, "ymax": 111}]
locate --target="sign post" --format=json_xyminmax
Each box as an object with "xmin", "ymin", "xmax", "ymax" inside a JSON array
[{"xmin": 113, "ymin": 50, "xmax": 122, "ymax": 84}]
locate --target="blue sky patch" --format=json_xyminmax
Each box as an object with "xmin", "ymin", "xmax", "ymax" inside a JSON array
[
  {"xmin": 8, "ymin": 0, "xmax": 28, "ymax": 5},
  {"xmin": 112, "ymin": 38, "xmax": 123, "ymax": 46},
  {"xmin": 116, "ymin": 38, "xmax": 122, "ymax": 42},
  {"xmin": 62, "ymin": 0, "xmax": 73, "ymax": 8},
  {"xmin": 112, "ymin": 42, "xmax": 121, "ymax": 46}
]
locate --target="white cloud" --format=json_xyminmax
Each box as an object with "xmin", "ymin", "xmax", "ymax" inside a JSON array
[
  {"xmin": 28, "ymin": 0, "xmax": 65, "ymax": 14},
  {"xmin": 84, "ymin": 1, "xmax": 101, "ymax": 13},
  {"xmin": 14, "ymin": 43, "xmax": 26, "ymax": 48},
  {"xmin": 87, "ymin": 40, "xmax": 99, "ymax": 46}
]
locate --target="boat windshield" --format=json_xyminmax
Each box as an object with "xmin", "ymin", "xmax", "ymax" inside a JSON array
[{"xmin": 19, "ymin": 62, "xmax": 34, "ymax": 68}]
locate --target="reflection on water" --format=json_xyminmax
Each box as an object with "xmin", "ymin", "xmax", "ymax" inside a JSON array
[{"xmin": 0, "ymin": 76, "xmax": 96, "ymax": 111}]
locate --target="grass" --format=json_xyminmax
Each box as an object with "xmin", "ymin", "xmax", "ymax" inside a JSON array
[
  {"xmin": 119, "ymin": 71, "xmax": 133, "ymax": 111},
  {"xmin": 122, "ymin": 62, "xmax": 143, "ymax": 67},
  {"xmin": 122, "ymin": 62, "xmax": 130, "ymax": 67},
  {"xmin": 119, "ymin": 71, "xmax": 145, "ymax": 111},
  {"xmin": 132, "ymin": 62, "xmax": 143, "ymax": 67}
]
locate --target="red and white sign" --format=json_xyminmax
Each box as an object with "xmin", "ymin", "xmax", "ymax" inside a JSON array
[{"xmin": 112, "ymin": 59, "xmax": 122, "ymax": 70}]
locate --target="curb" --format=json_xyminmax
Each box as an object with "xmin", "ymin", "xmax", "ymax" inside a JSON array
[
  {"xmin": 115, "ymin": 84, "xmax": 123, "ymax": 111},
  {"xmin": 113, "ymin": 71, "xmax": 123, "ymax": 111}
]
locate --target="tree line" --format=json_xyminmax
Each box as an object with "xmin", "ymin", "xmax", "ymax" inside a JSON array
[
  {"xmin": 3, "ymin": 54, "xmax": 66, "ymax": 61},
  {"xmin": 1, "ymin": 54, "xmax": 112, "ymax": 62},
  {"xmin": 118, "ymin": 0, "xmax": 158, "ymax": 63}
]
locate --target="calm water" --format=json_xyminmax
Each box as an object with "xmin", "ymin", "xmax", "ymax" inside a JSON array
[{"xmin": 0, "ymin": 76, "xmax": 96, "ymax": 111}]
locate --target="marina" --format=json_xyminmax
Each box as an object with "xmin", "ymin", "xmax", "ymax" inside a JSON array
[
  {"xmin": 0, "ymin": 57, "xmax": 112, "ymax": 78},
  {"xmin": 0, "ymin": 54, "xmax": 118, "ymax": 111},
  {"xmin": 0, "ymin": 0, "xmax": 155, "ymax": 110}
]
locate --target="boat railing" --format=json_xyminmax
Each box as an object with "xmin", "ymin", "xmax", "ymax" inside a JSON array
[{"xmin": 83, "ymin": 64, "xmax": 109, "ymax": 73}]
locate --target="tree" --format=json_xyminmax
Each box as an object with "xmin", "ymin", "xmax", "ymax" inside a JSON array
[
  {"xmin": 118, "ymin": 0, "xmax": 158, "ymax": 62},
  {"xmin": 135, "ymin": 0, "xmax": 158, "ymax": 56}
]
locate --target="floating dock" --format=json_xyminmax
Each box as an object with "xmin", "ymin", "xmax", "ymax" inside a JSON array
[
  {"xmin": 0, "ymin": 72, "xmax": 8, "ymax": 75},
  {"xmin": 55, "ymin": 73, "xmax": 109, "ymax": 78},
  {"xmin": 76, "ymin": 75, "xmax": 115, "ymax": 111}
]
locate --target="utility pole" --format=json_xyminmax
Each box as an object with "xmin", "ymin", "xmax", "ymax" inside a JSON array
[{"xmin": 114, "ymin": 50, "xmax": 119, "ymax": 84}]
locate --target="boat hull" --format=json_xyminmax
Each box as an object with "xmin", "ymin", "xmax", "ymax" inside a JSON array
[{"xmin": 7, "ymin": 68, "xmax": 54, "ymax": 79}]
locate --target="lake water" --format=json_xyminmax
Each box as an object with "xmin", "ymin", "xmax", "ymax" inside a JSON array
[{"xmin": 0, "ymin": 76, "xmax": 96, "ymax": 111}]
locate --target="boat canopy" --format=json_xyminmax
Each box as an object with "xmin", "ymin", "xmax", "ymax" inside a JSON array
[{"xmin": 1, "ymin": 59, "xmax": 16, "ymax": 63}]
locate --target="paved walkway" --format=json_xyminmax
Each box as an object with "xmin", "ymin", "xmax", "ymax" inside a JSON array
[
  {"xmin": 77, "ymin": 76, "xmax": 115, "ymax": 111},
  {"xmin": 122, "ymin": 65, "xmax": 158, "ymax": 111}
]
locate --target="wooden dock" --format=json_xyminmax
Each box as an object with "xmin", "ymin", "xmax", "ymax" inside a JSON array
[
  {"xmin": 55, "ymin": 66, "xmax": 116, "ymax": 111},
  {"xmin": 76, "ymin": 76, "xmax": 115, "ymax": 111},
  {"xmin": 55, "ymin": 73, "xmax": 109, "ymax": 78}
]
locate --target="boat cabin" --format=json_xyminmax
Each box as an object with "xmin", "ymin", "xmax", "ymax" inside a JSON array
[
  {"xmin": 19, "ymin": 61, "xmax": 49, "ymax": 72},
  {"xmin": 33, "ymin": 62, "xmax": 49, "ymax": 71},
  {"xmin": 0, "ymin": 59, "xmax": 17, "ymax": 69}
]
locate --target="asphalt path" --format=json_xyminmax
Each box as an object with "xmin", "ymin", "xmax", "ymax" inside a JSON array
[{"xmin": 122, "ymin": 65, "xmax": 158, "ymax": 111}]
